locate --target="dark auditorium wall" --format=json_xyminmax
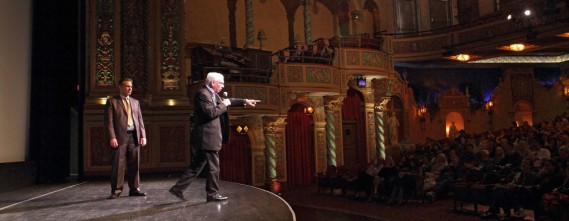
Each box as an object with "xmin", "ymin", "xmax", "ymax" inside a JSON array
[{"xmin": 3, "ymin": 0, "xmax": 84, "ymax": 192}]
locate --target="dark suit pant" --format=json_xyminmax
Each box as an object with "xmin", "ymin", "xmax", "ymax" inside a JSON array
[
  {"xmin": 110, "ymin": 132, "xmax": 140, "ymax": 194},
  {"xmin": 172, "ymin": 150, "xmax": 220, "ymax": 197}
]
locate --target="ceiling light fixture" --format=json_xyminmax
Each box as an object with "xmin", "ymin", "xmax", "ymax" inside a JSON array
[
  {"xmin": 455, "ymin": 54, "xmax": 471, "ymax": 62},
  {"xmin": 509, "ymin": 43, "xmax": 526, "ymax": 52}
]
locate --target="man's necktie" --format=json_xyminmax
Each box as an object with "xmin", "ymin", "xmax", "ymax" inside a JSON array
[{"xmin": 125, "ymin": 97, "xmax": 133, "ymax": 127}]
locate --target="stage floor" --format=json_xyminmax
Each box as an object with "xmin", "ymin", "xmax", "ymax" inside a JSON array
[{"xmin": 0, "ymin": 177, "xmax": 295, "ymax": 221}]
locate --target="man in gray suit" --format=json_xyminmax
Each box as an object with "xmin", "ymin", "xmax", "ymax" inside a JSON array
[
  {"xmin": 169, "ymin": 72, "xmax": 256, "ymax": 202},
  {"xmin": 104, "ymin": 77, "xmax": 148, "ymax": 199}
]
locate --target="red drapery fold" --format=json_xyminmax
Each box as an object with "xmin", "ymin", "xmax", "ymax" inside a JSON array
[
  {"xmin": 286, "ymin": 104, "xmax": 314, "ymax": 187},
  {"xmin": 342, "ymin": 88, "xmax": 367, "ymax": 163},
  {"xmin": 219, "ymin": 127, "xmax": 252, "ymax": 185}
]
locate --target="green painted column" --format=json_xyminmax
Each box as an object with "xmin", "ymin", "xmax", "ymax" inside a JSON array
[
  {"xmin": 245, "ymin": 0, "xmax": 254, "ymax": 47},
  {"xmin": 374, "ymin": 105, "xmax": 386, "ymax": 160},
  {"xmin": 303, "ymin": 0, "xmax": 313, "ymax": 43},
  {"xmin": 324, "ymin": 103, "xmax": 336, "ymax": 166},
  {"xmin": 264, "ymin": 126, "xmax": 277, "ymax": 181}
]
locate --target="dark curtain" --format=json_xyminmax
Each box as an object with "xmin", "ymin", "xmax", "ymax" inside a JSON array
[
  {"xmin": 342, "ymin": 88, "xmax": 367, "ymax": 163},
  {"xmin": 219, "ymin": 127, "xmax": 251, "ymax": 185},
  {"xmin": 286, "ymin": 104, "xmax": 314, "ymax": 187}
]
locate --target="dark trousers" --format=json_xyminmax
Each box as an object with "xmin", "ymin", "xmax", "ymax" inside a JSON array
[
  {"xmin": 110, "ymin": 132, "xmax": 140, "ymax": 194},
  {"xmin": 172, "ymin": 150, "xmax": 220, "ymax": 197},
  {"xmin": 488, "ymin": 185, "xmax": 519, "ymax": 216}
]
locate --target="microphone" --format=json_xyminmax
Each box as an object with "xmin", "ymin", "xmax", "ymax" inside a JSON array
[{"xmin": 222, "ymin": 92, "xmax": 228, "ymax": 99}]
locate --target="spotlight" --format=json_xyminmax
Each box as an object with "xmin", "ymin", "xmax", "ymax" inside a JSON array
[
  {"xmin": 524, "ymin": 9, "xmax": 531, "ymax": 16},
  {"xmin": 507, "ymin": 14, "xmax": 512, "ymax": 20}
]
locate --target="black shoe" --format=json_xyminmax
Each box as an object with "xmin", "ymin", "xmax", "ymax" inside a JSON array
[
  {"xmin": 207, "ymin": 194, "xmax": 228, "ymax": 202},
  {"xmin": 108, "ymin": 193, "xmax": 120, "ymax": 199},
  {"xmin": 129, "ymin": 190, "xmax": 147, "ymax": 197},
  {"xmin": 169, "ymin": 188, "xmax": 186, "ymax": 201},
  {"xmin": 480, "ymin": 211, "xmax": 496, "ymax": 219}
]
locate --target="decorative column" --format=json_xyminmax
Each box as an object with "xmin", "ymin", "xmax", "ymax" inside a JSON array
[
  {"xmin": 323, "ymin": 96, "xmax": 344, "ymax": 166},
  {"xmin": 303, "ymin": 0, "xmax": 313, "ymax": 43},
  {"xmin": 262, "ymin": 116, "xmax": 286, "ymax": 193},
  {"xmin": 374, "ymin": 97, "xmax": 390, "ymax": 160},
  {"xmin": 244, "ymin": 0, "xmax": 254, "ymax": 48},
  {"xmin": 324, "ymin": 101, "xmax": 337, "ymax": 166}
]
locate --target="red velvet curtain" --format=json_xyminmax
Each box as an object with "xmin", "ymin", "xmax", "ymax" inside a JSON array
[
  {"xmin": 219, "ymin": 127, "xmax": 252, "ymax": 185},
  {"xmin": 342, "ymin": 88, "xmax": 367, "ymax": 163},
  {"xmin": 286, "ymin": 104, "xmax": 314, "ymax": 187}
]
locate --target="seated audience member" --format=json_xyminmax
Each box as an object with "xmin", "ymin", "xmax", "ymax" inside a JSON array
[
  {"xmin": 481, "ymin": 158, "xmax": 538, "ymax": 221},
  {"xmin": 377, "ymin": 157, "xmax": 398, "ymax": 201},
  {"xmin": 555, "ymin": 146, "xmax": 569, "ymax": 169},
  {"xmin": 387, "ymin": 155, "xmax": 420, "ymax": 205},
  {"xmin": 514, "ymin": 159, "xmax": 564, "ymax": 220},
  {"xmin": 542, "ymin": 163, "xmax": 569, "ymax": 219},
  {"xmin": 464, "ymin": 149, "xmax": 496, "ymax": 183},
  {"xmin": 423, "ymin": 153, "xmax": 448, "ymax": 192},
  {"xmin": 425, "ymin": 154, "xmax": 461, "ymax": 202},
  {"xmin": 365, "ymin": 158, "xmax": 385, "ymax": 201}
]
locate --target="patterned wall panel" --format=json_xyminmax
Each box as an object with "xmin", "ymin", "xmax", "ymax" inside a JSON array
[
  {"xmin": 160, "ymin": 0, "xmax": 182, "ymax": 90},
  {"xmin": 235, "ymin": 86, "xmax": 267, "ymax": 103},
  {"xmin": 362, "ymin": 51, "xmax": 389, "ymax": 68},
  {"xmin": 253, "ymin": 153, "xmax": 266, "ymax": 186},
  {"xmin": 275, "ymin": 132, "xmax": 286, "ymax": 181},
  {"xmin": 511, "ymin": 73, "xmax": 534, "ymax": 102},
  {"xmin": 346, "ymin": 51, "xmax": 360, "ymax": 65},
  {"xmin": 306, "ymin": 67, "xmax": 331, "ymax": 83},
  {"xmin": 287, "ymin": 66, "xmax": 304, "ymax": 82},
  {"xmin": 268, "ymin": 88, "xmax": 279, "ymax": 105},
  {"xmin": 95, "ymin": 0, "xmax": 115, "ymax": 87},
  {"xmin": 121, "ymin": 0, "xmax": 150, "ymax": 93},
  {"xmin": 316, "ymin": 130, "xmax": 326, "ymax": 172},
  {"xmin": 159, "ymin": 126, "xmax": 186, "ymax": 163},
  {"xmin": 89, "ymin": 127, "xmax": 113, "ymax": 166}
]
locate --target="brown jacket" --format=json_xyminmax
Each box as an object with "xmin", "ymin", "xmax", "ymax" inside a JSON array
[{"xmin": 104, "ymin": 95, "xmax": 146, "ymax": 145}]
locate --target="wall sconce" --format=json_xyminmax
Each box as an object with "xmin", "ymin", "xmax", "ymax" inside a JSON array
[
  {"xmin": 304, "ymin": 106, "xmax": 314, "ymax": 115},
  {"xmin": 564, "ymin": 87, "xmax": 569, "ymax": 96},
  {"xmin": 418, "ymin": 105, "xmax": 427, "ymax": 131},
  {"xmin": 303, "ymin": 92, "xmax": 314, "ymax": 115},
  {"xmin": 418, "ymin": 106, "xmax": 427, "ymax": 119},
  {"xmin": 486, "ymin": 100, "xmax": 494, "ymax": 125},
  {"xmin": 356, "ymin": 76, "xmax": 366, "ymax": 88},
  {"xmin": 236, "ymin": 125, "xmax": 249, "ymax": 135}
]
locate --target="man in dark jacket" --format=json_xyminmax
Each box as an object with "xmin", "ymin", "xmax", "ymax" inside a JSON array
[{"xmin": 169, "ymin": 72, "xmax": 256, "ymax": 202}]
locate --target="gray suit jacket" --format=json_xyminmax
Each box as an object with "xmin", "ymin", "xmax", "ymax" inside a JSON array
[
  {"xmin": 191, "ymin": 86, "xmax": 244, "ymax": 151},
  {"xmin": 104, "ymin": 95, "xmax": 146, "ymax": 145}
]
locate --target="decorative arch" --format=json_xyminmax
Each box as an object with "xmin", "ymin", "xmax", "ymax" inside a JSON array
[
  {"xmin": 363, "ymin": 0, "xmax": 380, "ymax": 33},
  {"xmin": 513, "ymin": 100, "xmax": 534, "ymax": 126},
  {"xmin": 445, "ymin": 112, "xmax": 464, "ymax": 138}
]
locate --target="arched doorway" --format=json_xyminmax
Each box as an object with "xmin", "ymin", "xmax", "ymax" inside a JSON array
[
  {"xmin": 342, "ymin": 88, "xmax": 366, "ymax": 168},
  {"xmin": 285, "ymin": 103, "xmax": 315, "ymax": 188},
  {"xmin": 220, "ymin": 126, "xmax": 252, "ymax": 185},
  {"xmin": 445, "ymin": 112, "xmax": 464, "ymax": 139},
  {"xmin": 514, "ymin": 101, "xmax": 533, "ymax": 126},
  {"xmin": 363, "ymin": 0, "xmax": 380, "ymax": 33},
  {"xmin": 337, "ymin": 1, "xmax": 351, "ymax": 36}
]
